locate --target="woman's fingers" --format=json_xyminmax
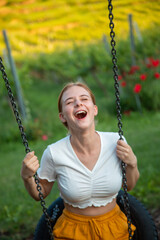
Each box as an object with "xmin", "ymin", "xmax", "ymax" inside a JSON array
[
  {"xmin": 24, "ymin": 151, "xmax": 36, "ymax": 162},
  {"xmin": 116, "ymin": 145, "xmax": 129, "ymax": 153},
  {"xmin": 117, "ymin": 139, "xmax": 128, "ymax": 147},
  {"xmin": 31, "ymin": 159, "xmax": 40, "ymax": 171},
  {"xmin": 21, "ymin": 151, "xmax": 39, "ymax": 180},
  {"xmin": 24, "ymin": 152, "xmax": 38, "ymax": 166},
  {"xmin": 116, "ymin": 140, "xmax": 137, "ymax": 167},
  {"xmin": 25, "ymin": 151, "xmax": 35, "ymax": 159},
  {"xmin": 116, "ymin": 140, "xmax": 130, "ymax": 157}
]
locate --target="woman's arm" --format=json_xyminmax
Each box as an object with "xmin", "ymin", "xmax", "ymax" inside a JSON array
[
  {"xmin": 116, "ymin": 140, "xmax": 140, "ymax": 191},
  {"xmin": 21, "ymin": 151, "xmax": 54, "ymax": 201}
]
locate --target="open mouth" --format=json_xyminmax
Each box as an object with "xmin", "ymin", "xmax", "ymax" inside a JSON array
[{"xmin": 74, "ymin": 110, "xmax": 87, "ymax": 119}]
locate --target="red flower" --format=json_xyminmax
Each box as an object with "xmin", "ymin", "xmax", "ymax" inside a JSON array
[
  {"xmin": 147, "ymin": 57, "xmax": 154, "ymax": 64},
  {"xmin": 121, "ymin": 81, "xmax": 126, "ymax": 87},
  {"xmin": 140, "ymin": 74, "xmax": 147, "ymax": 81},
  {"xmin": 42, "ymin": 135, "xmax": 48, "ymax": 141},
  {"xmin": 134, "ymin": 84, "xmax": 142, "ymax": 94},
  {"xmin": 154, "ymin": 72, "xmax": 160, "ymax": 79},
  {"xmin": 124, "ymin": 110, "xmax": 131, "ymax": 116},
  {"xmin": 118, "ymin": 75, "xmax": 122, "ymax": 81},
  {"xmin": 151, "ymin": 59, "xmax": 159, "ymax": 67},
  {"xmin": 122, "ymin": 71, "xmax": 127, "ymax": 77},
  {"xmin": 146, "ymin": 58, "xmax": 159, "ymax": 68},
  {"xmin": 146, "ymin": 63, "xmax": 152, "ymax": 68},
  {"xmin": 129, "ymin": 65, "xmax": 140, "ymax": 74}
]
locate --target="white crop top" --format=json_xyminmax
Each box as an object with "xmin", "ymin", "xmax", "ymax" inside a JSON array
[{"xmin": 37, "ymin": 131, "xmax": 123, "ymax": 209}]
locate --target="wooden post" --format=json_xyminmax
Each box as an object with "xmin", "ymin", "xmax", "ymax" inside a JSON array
[
  {"xmin": 102, "ymin": 34, "xmax": 111, "ymax": 55},
  {"xmin": 2, "ymin": 30, "xmax": 27, "ymax": 121},
  {"xmin": 134, "ymin": 21, "xmax": 143, "ymax": 43},
  {"xmin": 128, "ymin": 14, "xmax": 136, "ymax": 66},
  {"xmin": 134, "ymin": 21, "xmax": 148, "ymax": 64},
  {"xmin": 128, "ymin": 16, "xmax": 143, "ymax": 114}
]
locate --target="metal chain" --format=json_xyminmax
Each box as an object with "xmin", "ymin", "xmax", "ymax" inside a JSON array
[
  {"xmin": 107, "ymin": 1, "xmax": 133, "ymax": 239},
  {"xmin": 0, "ymin": 57, "xmax": 54, "ymax": 240}
]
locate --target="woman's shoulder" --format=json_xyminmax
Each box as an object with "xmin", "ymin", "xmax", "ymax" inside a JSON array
[
  {"xmin": 48, "ymin": 134, "xmax": 70, "ymax": 151},
  {"xmin": 97, "ymin": 131, "xmax": 119, "ymax": 139},
  {"xmin": 42, "ymin": 135, "xmax": 70, "ymax": 160},
  {"xmin": 97, "ymin": 131, "xmax": 127, "ymax": 144}
]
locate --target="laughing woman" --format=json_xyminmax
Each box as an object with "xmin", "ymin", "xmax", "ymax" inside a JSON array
[{"xmin": 21, "ymin": 82, "xmax": 139, "ymax": 240}]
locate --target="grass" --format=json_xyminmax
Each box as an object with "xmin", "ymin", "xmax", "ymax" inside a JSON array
[
  {"xmin": 0, "ymin": 77, "xmax": 160, "ymax": 239},
  {"xmin": 0, "ymin": 141, "xmax": 60, "ymax": 240},
  {"xmin": 122, "ymin": 111, "xmax": 160, "ymax": 207}
]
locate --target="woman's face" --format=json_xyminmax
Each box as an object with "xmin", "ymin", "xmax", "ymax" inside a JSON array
[{"xmin": 59, "ymin": 86, "xmax": 98, "ymax": 132}]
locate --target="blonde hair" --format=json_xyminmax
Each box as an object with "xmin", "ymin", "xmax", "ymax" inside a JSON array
[{"xmin": 58, "ymin": 82, "xmax": 96, "ymax": 128}]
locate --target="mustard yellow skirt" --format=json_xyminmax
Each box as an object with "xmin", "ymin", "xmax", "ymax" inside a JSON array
[{"xmin": 53, "ymin": 204, "xmax": 136, "ymax": 240}]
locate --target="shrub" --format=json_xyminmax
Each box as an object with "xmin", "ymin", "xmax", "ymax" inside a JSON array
[{"xmin": 118, "ymin": 57, "xmax": 160, "ymax": 112}]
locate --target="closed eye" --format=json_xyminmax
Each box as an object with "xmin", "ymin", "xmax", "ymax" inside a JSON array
[
  {"xmin": 66, "ymin": 101, "xmax": 73, "ymax": 105},
  {"xmin": 81, "ymin": 98, "xmax": 89, "ymax": 101}
]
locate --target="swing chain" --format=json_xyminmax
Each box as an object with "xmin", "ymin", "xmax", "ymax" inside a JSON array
[
  {"xmin": 108, "ymin": 1, "xmax": 133, "ymax": 239},
  {"xmin": 0, "ymin": 57, "xmax": 54, "ymax": 240}
]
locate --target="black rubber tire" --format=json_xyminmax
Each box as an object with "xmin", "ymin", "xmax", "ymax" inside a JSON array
[
  {"xmin": 34, "ymin": 190, "xmax": 159, "ymax": 240},
  {"xmin": 117, "ymin": 190, "xmax": 159, "ymax": 240},
  {"xmin": 34, "ymin": 197, "xmax": 64, "ymax": 240}
]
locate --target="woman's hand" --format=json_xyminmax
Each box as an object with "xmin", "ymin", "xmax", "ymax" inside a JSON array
[
  {"xmin": 116, "ymin": 140, "xmax": 137, "ymax": 168},
  {"xmin": 116, "ymin": 140, "xmax": 140, "ymax": 191},
  {"xmin": 21, "ymin": 151, "xmax": 53, "ymax": 200},
  {"xmin": 21, "ymin": 151, "xmax": 39, "ymax": 181}
]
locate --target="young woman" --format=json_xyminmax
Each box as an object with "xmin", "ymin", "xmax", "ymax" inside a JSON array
[{"xmin": 21, "ymin": 82, "xmax": 139, "ymax": 240}]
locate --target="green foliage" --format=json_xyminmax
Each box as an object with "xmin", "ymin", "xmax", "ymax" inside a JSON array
[
  {"xmin": 118, "ymin": 57, "xmax": 160, "ymax": 112},
  {"xmin": 1, "ymin": 27, "xmax": 160, "ymax": 145}
]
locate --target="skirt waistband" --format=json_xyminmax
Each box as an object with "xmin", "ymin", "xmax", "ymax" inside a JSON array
[{"xmin": 63, "ymin": 204, "xmax": 121, "ymax": 223}]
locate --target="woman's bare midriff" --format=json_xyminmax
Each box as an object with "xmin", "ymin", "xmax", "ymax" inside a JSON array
[{"xmin": 64, "ymin": 198, "xmax": 117, "ymax": 216}]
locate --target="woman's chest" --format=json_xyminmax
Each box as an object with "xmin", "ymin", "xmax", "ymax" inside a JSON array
[
  {"xmin": 75, "ymin": 149, "xmax": 100, "ymax": 171},
  {"xmin": 56, "ymin": 157, "xmax": 122, "ymax": 204}
]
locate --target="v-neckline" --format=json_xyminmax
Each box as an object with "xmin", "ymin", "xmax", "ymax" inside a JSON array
[{"xmin": 68, "ymin": 131, "xmax": 102, "ymax": 173}]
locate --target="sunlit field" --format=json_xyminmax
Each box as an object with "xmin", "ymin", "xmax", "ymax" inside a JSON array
[{"xmin": 0, "ymin": 0, "xmax": 160, "ymax": 56}]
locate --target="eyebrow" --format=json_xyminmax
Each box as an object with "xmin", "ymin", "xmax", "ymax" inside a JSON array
[
  {"xmin": 64, "ymin": 94, "xmax": 90, "ymax": 103},
  {"xmin": 64, "ymin": 97, "xmax": 74, "ymax": 103}
]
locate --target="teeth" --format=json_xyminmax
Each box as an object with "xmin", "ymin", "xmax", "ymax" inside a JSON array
[
  {"xmin": 75, "ymin": 110, "xmax": 86, "ymax": 116},
  {"xmin": 74, "ymin": 110, "xmax": 87, "ymax": 119}
]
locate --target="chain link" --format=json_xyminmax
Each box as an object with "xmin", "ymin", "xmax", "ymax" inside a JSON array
[
  {"xmin": 107, "ymin": 1, "xmax": 133, "ymax": 239},
  {"xmin": 0, "ymin": 57, "xmax": 54, "ymax": 240}
]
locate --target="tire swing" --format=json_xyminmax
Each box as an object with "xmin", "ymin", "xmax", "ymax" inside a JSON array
[
  {"xmin": 34, "ymin": 191, "xmax": 158, "ymax": 240},
  {"xmin": 0, "ymin": 1, "xmax": 158, "ymax": 240}
]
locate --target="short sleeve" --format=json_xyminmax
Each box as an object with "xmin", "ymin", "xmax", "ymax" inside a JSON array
[
  {"xmin": 37, "ymin": 146, "xmax": 56, "ymax": 182},
  {"xmin": 123, "ymin": 135, "xmax": 127, "ymax": 144}
]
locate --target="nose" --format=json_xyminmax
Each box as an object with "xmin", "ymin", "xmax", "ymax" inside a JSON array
[{"xmin": 75, "ymin": 99, "xmax": 83, "ymax": 107}]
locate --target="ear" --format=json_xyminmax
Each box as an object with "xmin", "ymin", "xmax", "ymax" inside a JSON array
[
  {"xmin": 59, "ymin": 113, "xmax": 67, "ymax": 123},
  {"xmin": 94, "ymin": 105, "xmax": 98, "ymax": 116}
]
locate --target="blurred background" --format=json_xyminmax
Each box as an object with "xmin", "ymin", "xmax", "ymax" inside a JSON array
[{"xmin": 0, "ymin": 0, "xmax": 160, "ymax": 239}]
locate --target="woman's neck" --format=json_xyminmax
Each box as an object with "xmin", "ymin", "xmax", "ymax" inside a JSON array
[{"xmin": 70, "ymin": 130, "xmax": 99, "ymax": 154}]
